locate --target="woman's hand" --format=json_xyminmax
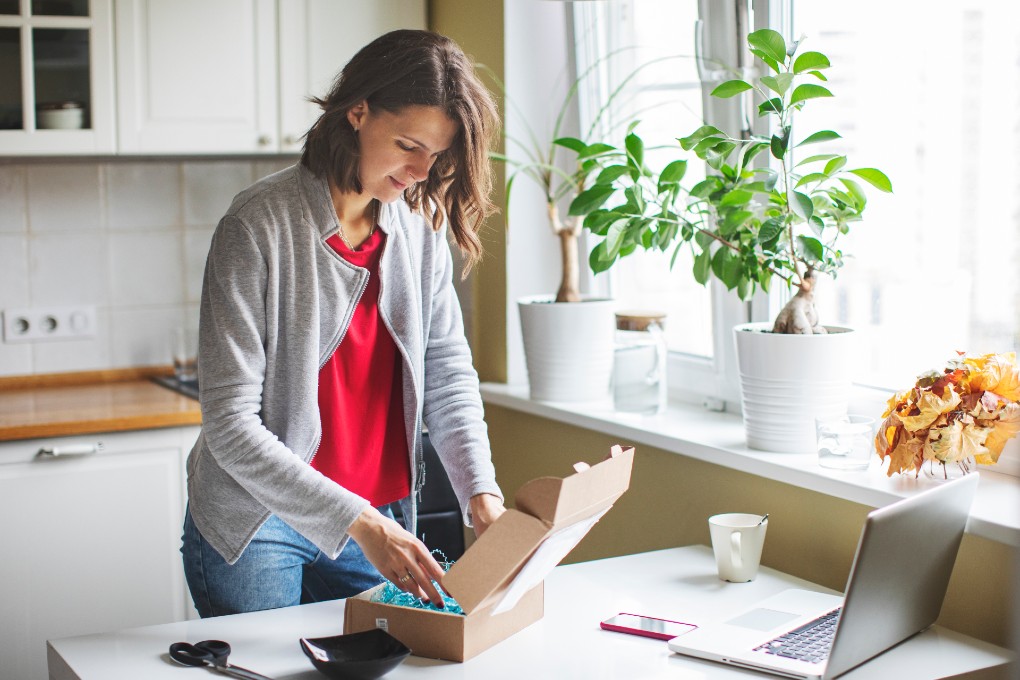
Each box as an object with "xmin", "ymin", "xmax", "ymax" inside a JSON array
[
  {"xmin": 469, "ymin": 493, "xmax": 505, "ymax": 537},
  {"xmin": 347, "ymin": 506, "xmax": 446, "ymax": 606}
]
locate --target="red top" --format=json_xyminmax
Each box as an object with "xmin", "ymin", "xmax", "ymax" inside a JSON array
[{"xmin": 312, "ymin": 229, "xmax": 410, "ymax": 506}]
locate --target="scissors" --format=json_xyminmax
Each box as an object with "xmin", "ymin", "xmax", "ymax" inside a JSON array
[{"xmin": 168, "ymin": 639, "xmax": 276, "ymax": 680}]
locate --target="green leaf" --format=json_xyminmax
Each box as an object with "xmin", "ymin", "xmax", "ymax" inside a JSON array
[
  {"xmin": 750, "ymin": 49, "xmax": 780, "ymax": 73},
  {"xmin": 770, "ymin": 133, "xmax": 788, "ymax": 160},
  {"xmin": 793, "ymin": 51, "xmax": 831, "ymax": 74},
  {"xmin": 808, "ymin": 70, "xmax": 828, "ymax": 81},
  {"xmin": 695, "ymin": 230, "xmax": 715, "ymax": 249},
  {"xmin": 679, "ymin": 125, "xmax": 724, "ymax": 150},
  {"xmin": 758, "ymin": 216, "xmax": 785, "ymax": 244},
  {"xmin": 583, "ymin": 209, "xmax": 614, "ymax": 235},
  {"xmin": 711, "ymin": 248, "xmax": 742, "ymax": 290},
  {"xmin": 693, "ymin": 136, "xmax": 727, "ymax": 156},
  {"xmin": 761, "ymin": 73, "xmax": 795, "ymax": 96},
  {"xmin": 794, "ymin": 172, "xmax": 828, "ymax": 188},
  {"xmin": 796, "ymin": 130, "xmax": 841, "ymax": 146},
  {"xmin": 657, "ymin": 160, "xmax": 687, "ymax": 194},
  {"xmin": 624, "ymin": 132, "xmax": 644, "ymax": 169},
  {"xmin": 578, "ymin": 142, "xmax": 617, "ymax": 160},
  {"xmin": 553, "ymin": 136, "xmax": 586, "ymax": 152},
  {"xmin": 693, "ymin": 248, "xmax": 712, "ymax": 285},
  {"xmin": 757, "ymin": 168, "xmax": 779, "ymax": 191},
  {"xmin": 747, "ymin": 29, "xmax": 787, "ymax": 65},
  {"xmin": 790, "ymin": 84, "xmax": 834, "ymax": 106},
  {"xmin": 711, "ymin": 79, "xmax": 753, "ymax": 98},
  {"xmin": 606, "ymin": 219, "xmax": 628, "ymax": 257},
  {"xmin": 568, "ymin": 185, "xmax": 614, "ymax": 216},
  {"xmin": 738, "ymin": 142, "xmax": 769, "ymax": 170},
  {"xmin": 823, "ymin": 156, "xmax": 847, "ymax": 175},
  {"xmin": 589, "ymin": 241, "xmax": 613, "ymax": 274},
  {"xmin": 838, "ymin": 177, "xmax": 868, "ymax": 210},
  {"xmin": 655, "ymin": 217, "xmax": 678, "ymax": 249},
  {"xmin": 758, "ymin": 98, "xmax": 783, "ymax": 117},
  {"xmin": 705, "ymin": 142, "xmax": 738, "ymax": 170},
  {"xmin": 848, "ymin": 168, "xmax": 893, "ymax": 193},
  {"xmin": 720, "ymin": 189, "xmax": 754, "ymax": 207},
  {"xmin": 790, "ymin": 191, "xmax": 814, "ymax": 221},
  {"xmin": 795, "ymin": 153, "xmax": 839, "ymax": 167},
  {"xmin": 595, "ymin": 165, "xmax": 631, "ymax": 185},
  {"xmin": 737, "ymin": 276, "xmax": 751, "ymax": 300},
  {"xmin": 796, "ymin": 235, "xmax": 824, "ymax": 263},
  {"xmin": 689, "ymin": 178, "xmax": 721, "ymax": 198}
]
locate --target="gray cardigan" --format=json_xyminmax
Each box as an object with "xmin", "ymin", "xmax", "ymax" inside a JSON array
[{"xmin": 186, "ymin": 163, "xmax": 502, "ymax": 564}]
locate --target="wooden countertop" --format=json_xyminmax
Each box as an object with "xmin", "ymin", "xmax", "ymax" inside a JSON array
[{"xmin": 0, "ymin": 367, "xmax": 202, "ymax": 442}]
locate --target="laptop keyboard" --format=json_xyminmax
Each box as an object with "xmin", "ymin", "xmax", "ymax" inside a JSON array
[{"xmin": 753, "ymin": 608, "xmax": 842, "ymax": 664}]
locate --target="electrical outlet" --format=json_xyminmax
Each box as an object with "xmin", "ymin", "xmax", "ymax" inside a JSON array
[{"xmin": 2, "ymin": 306, "xmax": 98, "ymax": 343}]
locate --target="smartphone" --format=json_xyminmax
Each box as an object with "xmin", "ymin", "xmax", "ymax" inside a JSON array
[{"xmin": 600, "ymin": 613, "xmax": 698, "ymax": 641}]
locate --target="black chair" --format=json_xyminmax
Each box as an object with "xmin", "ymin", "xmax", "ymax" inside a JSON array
[{"xmin": 391, "ymin": 433, "xmax": 465, "ymax": 562}]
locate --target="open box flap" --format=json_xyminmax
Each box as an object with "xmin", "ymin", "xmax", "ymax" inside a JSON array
[{"xmin": 443, "ymin": 446, "xmax": 634, "ymax": 614}]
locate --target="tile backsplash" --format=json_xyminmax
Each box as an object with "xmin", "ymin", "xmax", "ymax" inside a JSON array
[{"xmin": 0, "ymin": 158, "xmax": 294, "ymax": 377}]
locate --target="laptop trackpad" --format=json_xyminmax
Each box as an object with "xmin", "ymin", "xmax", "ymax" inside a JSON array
[{"xmin": 727, "ymin": 608, "xmax": 800, "ymax": 631}]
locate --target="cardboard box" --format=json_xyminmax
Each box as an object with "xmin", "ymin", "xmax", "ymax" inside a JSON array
[{"xmin": 343, "ymin": 445, "xmax": 635, "ymax": 661}]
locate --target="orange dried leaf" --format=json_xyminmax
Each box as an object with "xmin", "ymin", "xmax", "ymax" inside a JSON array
[
  {"xmin": 984, "ymin": 402, "xmax": 1020, "ymax": 461},
  {"xmin": 884, "ymin": 434, "xmax": 924, "ymax": 477},
  {"xmin": 966, "ymin": 352, "xmax": 1020, "ymax": 401},
  {"xmin": 899, "ymin": 387, "xmax": 961, "ymax": 433},
  {"xmin": 924, "ymin": 420, "xmax": 963, "ymax": 463}
]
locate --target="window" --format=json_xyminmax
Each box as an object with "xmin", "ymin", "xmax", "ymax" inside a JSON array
[
  {"xmin": 792, "ymin": 0, "xmax": 1020, "ymax": 390},
  {"xmin": 574, "ymin": 1, "xmax": 714, "ymax": 360},
  {"xmin": 579, "ymin": 0, "xmax": 1020, "ymax": 392}
]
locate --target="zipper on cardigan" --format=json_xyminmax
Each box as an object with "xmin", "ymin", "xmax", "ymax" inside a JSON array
[
  {"xmin": 375, "ymin": 251, "xmax": 425, "ymax": 506},
  {"xmin": 308, "ymin": 264, "xmax": 371, "ymax": 467}
]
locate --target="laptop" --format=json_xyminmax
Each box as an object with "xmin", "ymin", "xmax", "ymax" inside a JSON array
[{"xmin": 668, "ymin": 473, "xmax": 979, "ymax": 679}]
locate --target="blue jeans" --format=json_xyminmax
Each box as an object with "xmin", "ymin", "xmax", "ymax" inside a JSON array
[{"xmin": 181, "ymin": 507, "xmax": 390, "ymax": 617}]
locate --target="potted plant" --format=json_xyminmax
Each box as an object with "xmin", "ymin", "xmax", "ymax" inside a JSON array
[
  {"xmin": 572, "ymin": 29, "xmax": 893, "ymax": 450},
  {"xmin": 490, "ymin": 56, "xmax": 659, "ymax": 402}
]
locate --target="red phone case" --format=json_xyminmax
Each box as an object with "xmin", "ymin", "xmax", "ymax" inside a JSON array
[{"xmin": 600, "ymin": 612, "xmax": 698, "ymax": 641}]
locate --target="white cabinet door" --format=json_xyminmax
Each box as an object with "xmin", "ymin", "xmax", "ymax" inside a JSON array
[
  {"xmin": 115, "ymin": 0, "xmax": 278, "ymax": 154},
  {"xmin": 276, "ymin": 0, "xmax": 427, "ymax": 153},
  {"xmin": 0, "ymin": 0, "xmax": 116, "ymax": 155},
  {"xmin": 0, "ymin": 427, "xmax": 197, "ymax": 680}
]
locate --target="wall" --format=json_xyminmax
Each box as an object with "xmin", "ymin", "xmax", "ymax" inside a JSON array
[
  {"xmin": 428, "ymin": 0, "xmax": 507, "ymax": 383},
  {"xmin": 485, "ymin": 405, "xmax": 1015, "ymax": 649},
  {"xmin": 0, "ymin": 158, "xmax": 293, "ymax": 377}
]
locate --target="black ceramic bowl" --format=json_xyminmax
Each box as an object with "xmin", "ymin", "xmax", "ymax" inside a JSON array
[{"xmin": 300, "ymin": 629, "xmax": 411, "ymax": 680}]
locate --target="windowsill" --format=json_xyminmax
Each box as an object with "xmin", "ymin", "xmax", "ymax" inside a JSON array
[{"xmin": 480, "ymin": 383, "xmax": 1020, "ymax": 548}]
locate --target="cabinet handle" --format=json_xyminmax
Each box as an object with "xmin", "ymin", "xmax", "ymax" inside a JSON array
[
  {"xmin": 284, "ymin": 134, "xmax": 300, "ymax": 146},
  {"xmin": 37, "ymin": 442, "xmax": 104, "ymax": 457},
  {"xmin": 257, "ymin": 134, "xmax": 273, "ymax": 147}
]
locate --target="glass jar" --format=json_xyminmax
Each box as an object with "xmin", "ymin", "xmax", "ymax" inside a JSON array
[{"xmin": 613, "ymin": 312, "xmax": 667, "ymax": 414}]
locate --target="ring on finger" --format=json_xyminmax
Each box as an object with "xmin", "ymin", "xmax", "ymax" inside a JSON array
[{"xmin": 397, "ymin": 572, "xmax": 412, "ymax": 584}]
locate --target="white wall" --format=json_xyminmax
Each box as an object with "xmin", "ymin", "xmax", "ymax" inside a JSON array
[
  {"xmin": 503, "ymin": 0, "xmax": 585, "ymax": 387},
  {"xmin": 0, "ymin": 158, "xmax": 292, "ymax": 376}
]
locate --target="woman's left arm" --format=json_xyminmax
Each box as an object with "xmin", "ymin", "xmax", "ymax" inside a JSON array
[{"xmin": 420, "ymin": 229, "xmax": 504, "ymax": 527}]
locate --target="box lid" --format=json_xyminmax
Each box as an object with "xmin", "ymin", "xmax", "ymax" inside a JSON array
[{"xmin": 442, "ymin": 445, "xmax": 634, "ymax": 615}]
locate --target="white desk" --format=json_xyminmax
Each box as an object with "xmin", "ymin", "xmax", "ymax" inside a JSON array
[{"xmin": 48, "ymin": 546, "xmax": 1012, "ymax": 680}]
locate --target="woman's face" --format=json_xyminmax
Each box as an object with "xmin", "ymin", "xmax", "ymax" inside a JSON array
[{"xmin": 347, "ymin": 102, "xmax": 458, "ymax": 203}]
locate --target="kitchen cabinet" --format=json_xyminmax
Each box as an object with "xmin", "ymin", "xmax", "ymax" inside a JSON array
[
  {"xmin": 0, "ymin": 425, "xmax": 198, "ymax": 680},
  {"xmin": 115, "ymin": 0, "xmax": 426, "ymax": 155},
  {"xmin": 0, "ymin": 0, "xmax": 116, "ymax": 154}
]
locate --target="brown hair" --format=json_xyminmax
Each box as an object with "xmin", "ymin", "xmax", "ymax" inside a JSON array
[{"xmin": 301, "ymin": 29, "xmax": 499, "ymax": 271}]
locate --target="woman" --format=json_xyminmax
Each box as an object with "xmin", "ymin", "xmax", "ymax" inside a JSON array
[{"xmin": 182, "ymin": 29, "xmax": 505, "ymax": 617}]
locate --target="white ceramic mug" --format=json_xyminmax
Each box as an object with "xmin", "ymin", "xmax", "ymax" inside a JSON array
[{"xmin": 708, "ymin": 513, "xmax": 768, "ymax": 582}]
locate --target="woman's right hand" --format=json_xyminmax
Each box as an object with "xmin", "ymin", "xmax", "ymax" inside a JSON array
[{"xmin": 347, "ymin": 506, "xmax": 447, "ymax": 606}]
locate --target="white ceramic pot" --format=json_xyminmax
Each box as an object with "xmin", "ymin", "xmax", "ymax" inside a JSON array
[
  {"xmin": 518, "ymin": 296, "xmax": 615, "ymax": 402},
  {"xmin": 734, "ymin": 322, "xmax": 856, "ymax": 453}
]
